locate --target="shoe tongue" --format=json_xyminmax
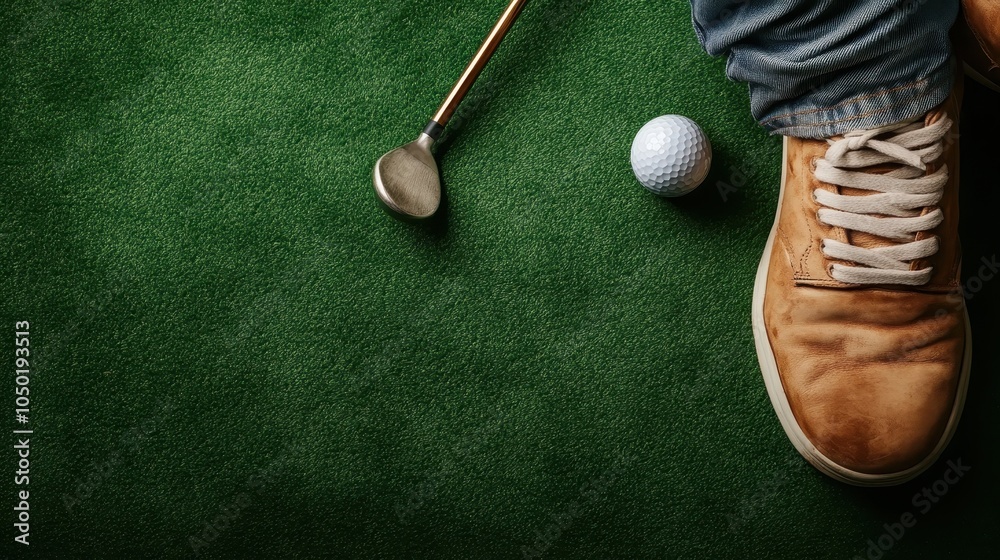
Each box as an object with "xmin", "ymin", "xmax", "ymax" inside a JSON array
[
  {"xmin": 824, "ymin": 110, "xmax": 942, "ymax": 253},
  {"xmin": 841, "ymin": 165, "xmax": 904, "ymax": 250},
  {"xmin": 837, "ymin": 112, "xmax": 938, "ymax": 251}
]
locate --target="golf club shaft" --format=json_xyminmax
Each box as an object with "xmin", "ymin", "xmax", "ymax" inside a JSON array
[{"xmin": 423, "ymin": 0, "xmax": 529, "ymax": 139}]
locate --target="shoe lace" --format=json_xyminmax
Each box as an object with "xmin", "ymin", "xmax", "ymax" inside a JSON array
[{"xmin": 813, "ymin": 115, "xmax": 952, "ymax": 286}]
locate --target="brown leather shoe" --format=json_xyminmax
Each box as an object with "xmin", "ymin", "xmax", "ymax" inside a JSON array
[
  {"xmin": 955, "ymin": 0, "xmax": 1000, "ymax": 92},
  {"xmin": 752, "ymin": 90, "xmax": 972, "ymax": 486}
]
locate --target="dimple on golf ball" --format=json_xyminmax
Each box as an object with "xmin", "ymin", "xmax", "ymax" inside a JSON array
[{"xmin": 630, "ymin": 115, "xmax": 712, "ymax": 197}]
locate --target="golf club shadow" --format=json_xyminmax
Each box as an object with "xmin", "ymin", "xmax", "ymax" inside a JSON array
[
  {"xmin": 381, "ymin": 180, "xmax": 450, "ymax": 239},
  {"xmin": 423, "ymin": 176, "xmax": 451, "ymax": 237}
]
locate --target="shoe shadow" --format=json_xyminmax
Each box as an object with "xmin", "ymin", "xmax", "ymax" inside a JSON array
[
  {"xmin": 951, "ymin": 75, "xmax": 1000, "ymax": 477},
  {"xmin": 836, "ymin": 76, "xmax": 1000, "ymax": 528}
]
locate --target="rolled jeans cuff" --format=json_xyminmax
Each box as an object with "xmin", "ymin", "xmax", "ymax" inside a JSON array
[{"xmin": 757, "ymin": 62, "xmax": 955, "ymax": 138}]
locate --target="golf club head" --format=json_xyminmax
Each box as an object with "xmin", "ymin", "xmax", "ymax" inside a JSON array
[{"xmin": 373, "ymin": 134, "xmax": 440, "ymax": 219}]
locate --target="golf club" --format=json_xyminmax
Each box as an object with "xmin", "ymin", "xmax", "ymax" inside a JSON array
[{"xmin": 373, "ymin": 0, "xmax": 529, "ymax": 219}]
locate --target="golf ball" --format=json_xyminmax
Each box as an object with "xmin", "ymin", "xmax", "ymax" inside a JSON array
[{"xmin": 630, "ymin": 115, "xmax": 712, "ymax": 197}]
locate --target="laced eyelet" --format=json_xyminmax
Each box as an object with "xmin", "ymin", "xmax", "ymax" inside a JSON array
[{"xmin": 808, "ymin": 118, "xmax": 949, "ymax": 286}]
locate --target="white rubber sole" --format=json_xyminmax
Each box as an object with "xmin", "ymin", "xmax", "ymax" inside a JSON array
[{"xmin": 750, "ymin": 137, "xmax": 973, "ymax": 487}]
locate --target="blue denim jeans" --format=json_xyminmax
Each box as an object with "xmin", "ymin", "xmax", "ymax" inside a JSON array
[{"xmin": 690, "ymin": 0, "xmax": 959, "ymax": 138}]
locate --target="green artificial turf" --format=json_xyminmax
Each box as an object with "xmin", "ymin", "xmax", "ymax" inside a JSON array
[{"xmin": 2, "ymin": 0, "xmax": 999, "ymax": 558}]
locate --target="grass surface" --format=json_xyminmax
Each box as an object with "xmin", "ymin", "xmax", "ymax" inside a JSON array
[{"xmin": 2, "ymin": 0, "xmax": 999, "ymax": 558}]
